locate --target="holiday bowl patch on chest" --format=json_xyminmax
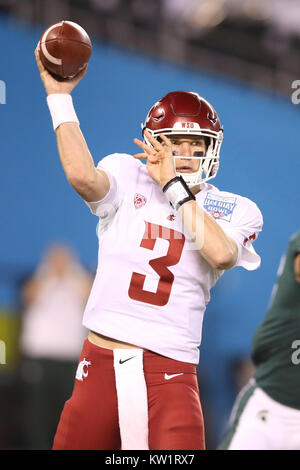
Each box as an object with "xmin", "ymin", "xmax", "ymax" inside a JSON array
[{"xmin": 203, "ymin": 192, "xmax": 237, "ymax": 222}]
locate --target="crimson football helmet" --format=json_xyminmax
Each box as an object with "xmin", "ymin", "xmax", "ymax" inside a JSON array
[{"xmin": 142, "ymin": 91, "xmax": 223, "ymax": 186}]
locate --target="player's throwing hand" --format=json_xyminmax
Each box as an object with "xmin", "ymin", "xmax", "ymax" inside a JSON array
[
  {"xmin": 35, "ymin": 46, "xmax": 87, "ymax": 96},
  {"xmin": 133, "ymin": 130, "xmax": 176, "ymax": 188}
]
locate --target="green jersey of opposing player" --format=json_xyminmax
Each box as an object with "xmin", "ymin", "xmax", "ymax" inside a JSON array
[{"xmin": 252, "ymin": 230, "xmax": 300, "ymax": 409}]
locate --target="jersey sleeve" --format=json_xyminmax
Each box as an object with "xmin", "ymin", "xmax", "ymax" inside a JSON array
[{"xmin": 215, "ymin": 196, "xmax": 263, "ymax": 271}]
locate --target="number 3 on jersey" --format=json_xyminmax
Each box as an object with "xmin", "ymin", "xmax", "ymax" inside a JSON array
[{"xmin": 128, "ymin": 221, "xmax": 185, "ymax": 306}]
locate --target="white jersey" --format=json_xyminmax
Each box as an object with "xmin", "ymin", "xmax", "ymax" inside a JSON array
[{"xmin": 83, "ymin": 153, "xmax": 263, "ymax": 364}]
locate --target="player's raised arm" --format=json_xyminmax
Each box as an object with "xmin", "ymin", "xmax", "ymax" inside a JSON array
[{"xmin": 35, "ymin": 47, "xmax": 109, "ymax": 202}]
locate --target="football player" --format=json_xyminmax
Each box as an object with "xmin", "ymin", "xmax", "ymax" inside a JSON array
[
  {"xmin": 35, "ymin": 47, "xmax": 263, "ymax": 450},
  {"xmin": 219, "ymin": 231, "xmax": 300, "ymax": 450}
]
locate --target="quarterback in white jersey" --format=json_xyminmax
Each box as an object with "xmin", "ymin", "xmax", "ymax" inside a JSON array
[
  {"xmin": 35, "ymin": 47, "xmax": 263, "ymax": 451},
  {"xmin": 83, "ymin": 151, "xmax": 262, "ymax": 365}
]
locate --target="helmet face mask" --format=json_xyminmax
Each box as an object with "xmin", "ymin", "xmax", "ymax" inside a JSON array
[{"xmin": 142, "ymin": 91, "xmax": 223, "ymax": 187}]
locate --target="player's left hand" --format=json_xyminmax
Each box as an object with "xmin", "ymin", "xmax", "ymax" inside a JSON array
[{"xmin": 133, "ymin": 130, "xmax": 176, "ymax": 188}]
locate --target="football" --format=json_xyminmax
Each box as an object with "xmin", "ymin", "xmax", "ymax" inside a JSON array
[{"xmin": 39, "ymin": 20, "xmax": 92, "ymax": 79}]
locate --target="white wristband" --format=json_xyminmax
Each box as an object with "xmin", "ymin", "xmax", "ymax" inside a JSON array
[
  {"xmin": 46, "ymin": 93, "xmax": 79, "ymax": 131},
  {"xmin": 163, "ymin": 176, "xmax": 195, "ymax": 210}
]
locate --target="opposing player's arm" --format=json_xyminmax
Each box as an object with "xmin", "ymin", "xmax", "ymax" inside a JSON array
[
  {"xmin": 294, "ymin": 253, "xmax": 300, "ymax": 283},
  {"xmin": 134, "ymin": 131, "xmax": 238, "ymax": 271},
  {"xmin": 35, "ymin": 47, "xmax": 109, "ymax": 202}
]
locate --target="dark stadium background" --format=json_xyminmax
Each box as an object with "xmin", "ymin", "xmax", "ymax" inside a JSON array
[{"xmin": 0, "ymin": 0, "xmax": 299, "ymax": 449}]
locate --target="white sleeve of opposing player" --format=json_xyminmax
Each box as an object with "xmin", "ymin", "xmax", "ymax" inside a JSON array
[
  {"xmin": 84, "ymin": 153, "xmax": 123, "ymax": 218},
  {"xmin": 216, "ymin": 198, "xmax": 263, "ymax": 271}
]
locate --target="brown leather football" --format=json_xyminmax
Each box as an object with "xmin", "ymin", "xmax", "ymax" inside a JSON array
[{"xmin": 39, "ymin": 21, "xmax": 92, "ymax": 79}]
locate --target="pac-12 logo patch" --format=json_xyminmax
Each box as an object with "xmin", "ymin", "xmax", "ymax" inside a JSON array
[
  {"xmin": 203, "ymin": 193, "xmax": 237, "ymax": 222},
  {"xmin": 134, "ymin": 193, "xmax": 147, "ymax": 209}
]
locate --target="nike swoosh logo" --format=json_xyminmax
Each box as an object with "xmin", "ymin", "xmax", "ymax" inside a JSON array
[
  {"xmin": 164, "ymin": 373, "xmax": 184, "ymax": 380},
  {"xmin": 119, "ymin": 356, "xmax": 136, "ymax": 364}
]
